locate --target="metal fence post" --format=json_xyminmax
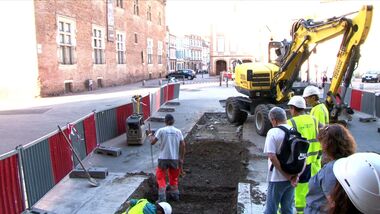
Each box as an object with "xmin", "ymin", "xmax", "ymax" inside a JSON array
[
  {"xmin": 93, "ymin": 110, "xmax": 100, "ymax": 147},
  {"xmin": 16, "ymin": 145, "xmax": 29, "ymax": 210}
]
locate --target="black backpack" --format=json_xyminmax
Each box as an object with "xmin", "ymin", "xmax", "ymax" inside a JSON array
[{"xmin": 271, "ymin": 126, "xmax": 310, "ymax": 175}]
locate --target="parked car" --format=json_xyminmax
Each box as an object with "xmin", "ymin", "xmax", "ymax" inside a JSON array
[
  {"xmin": 362, "ymin": 71, "xmax": 380, "ymax": 83},
  {"xmin": 166, "ymin": 69, "xmax": 196, "ymax": 80}
]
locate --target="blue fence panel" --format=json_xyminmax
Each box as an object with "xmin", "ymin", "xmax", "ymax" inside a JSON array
[
  {"xmin": 361, "ymin": 91, "xmax": 375, "ymax": 115},
  {"xmin": 71, "ymin": 121, "xmax": 87, "ymax": 167},
  {"xmin": 376, "ymin": 95, "xmax": 380, "ymax": 118},
  {"xmin": 96, "ymin": 108, "xmax": 118, "ymax": 143},
  {"xmin": 174, "ymin": 83, "xmax": 180, "ymax": 99},
  {"xmin": 21, "ymin": 139, "xmax": 54, "ymax": 207},
  {"xmin": 160, "ymin": 86, "xmax": 166, "ymax": 106}
]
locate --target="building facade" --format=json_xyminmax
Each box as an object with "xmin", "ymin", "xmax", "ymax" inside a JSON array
[
  {"xmin": 34, "ymin": 0, "xmax": 166, "ymax": 96},
  {"xmin": 166, "ymin": 31, "xmax": 177, "ymax": 72},
  {"xmin": 209, "ymin": 23, "xmax": 255, "ymax": 76},
  {"xmin": 201, "ymin": 39, "xmax": 210, "ymax": 72},
  {"xmin": 187, "ymin": 35, "xmax": 202, "ymax": 72}
]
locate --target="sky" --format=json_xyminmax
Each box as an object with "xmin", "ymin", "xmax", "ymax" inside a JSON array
[
  {"xmin": 166, "ymin": 0, "xmax": 374, "ymax": 36},
  {"xmin": 165, "ymin": 0, "xmax": 321, "ymax": 36},
  {"xmin": 166, "ymin": 0, "xmax": 379, "ymax": 72}
]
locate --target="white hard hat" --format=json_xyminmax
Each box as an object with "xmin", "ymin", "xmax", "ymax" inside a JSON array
[
  {"xmin": 333, "ymin": 153, "xmax": 380, "ymax": 214},
  {"xmin": 158, "ymin": 202, "xmax": 172, "ymax": 214},
  {"xmin": 302, "ymin": 85, "xmax": 320, "ymax": 98},
  {"xmin": 287, "ymin": 96, "xmax": 306, "ymax": 109}
]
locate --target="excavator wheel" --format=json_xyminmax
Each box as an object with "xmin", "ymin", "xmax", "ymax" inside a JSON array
[
  {"xmin": 226, "ymin": 97, "xmax": 248, "ymax": 125},
  {"xmin": 266, "ymin": 104, "xmax": 277, "ymax": 111},
  {"xmin": 254, "ymin": 104, "xmax": 272, "ymax": 136}
]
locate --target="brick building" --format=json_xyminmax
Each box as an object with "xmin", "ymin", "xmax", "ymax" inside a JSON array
[{"xmin": 33, "ymin": 0, "xmax": 166, "ymax": 96}]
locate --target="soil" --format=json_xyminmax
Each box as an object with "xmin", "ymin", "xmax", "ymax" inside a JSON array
[{"xmin": 116, "ymin": 113, "xmax": 249, "ymax": 214}]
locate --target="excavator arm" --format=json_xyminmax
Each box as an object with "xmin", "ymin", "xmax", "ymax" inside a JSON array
[
  {"xmin": 274, "ymin": 5, "xmax": 373, "ymax": 110},
  {"xmin": 326, "ymin": 5, "xmax": 372, "ymax": 122}
]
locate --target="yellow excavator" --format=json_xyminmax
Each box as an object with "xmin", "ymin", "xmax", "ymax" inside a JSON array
[{"xmin": 225, "ymin": 5, "xmax": 373, "ymax": 135}]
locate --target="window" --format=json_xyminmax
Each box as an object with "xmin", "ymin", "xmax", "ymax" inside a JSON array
[
  {"xmin": 58, "ymin": 18, "xmax": 76, "ymax": 64},
  {"xmin": 116, "ymin": 0, "xmax": 123, "ymax": 8},
  {"xmin": 147, "ymin": 38, "xmax": 153, "ymax": 64},
  {"xmin": 147, "ymin": 6, "xmax": 151, "ymax": 21},
  {"xmin": 134, "ymin": 33, "xmax": 138, "ymax": 44},
  {"xmin": 157, "ymin": 41, "xmax": 163, "ymax": 64},
  {"xmin": 158, "ymin": 12, "xmax": 161, "ymax": 25},
  {"xmin": 116, "ymin": 33, "xmax": 125, "ymax": 64},
  {"xmin": 141, "ymin": 51, "xmax": 144, "ymax": 63},
  {"xmin": 92, "ymin": 27, "xmax": 105, "ymax": 64},
  {"xmin": 133, "ymin": 0, "xmax": 139, "ymax": 15}
]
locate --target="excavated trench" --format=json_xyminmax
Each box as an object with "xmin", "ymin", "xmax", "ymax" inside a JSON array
[{"xmin": 117, "ymin": 113, "xmax": 249, "ymax": 214}]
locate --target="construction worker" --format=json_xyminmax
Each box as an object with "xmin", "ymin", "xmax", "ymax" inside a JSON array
[
  {"xmin": 302, "ymin": 85, "xmax": 329, "ymax": 126},
  {"xmin": 303, "ymin": 85, "xmax": 329, "ymax": 169},
  {"xmin": 122, "ymin": 199, "xmax": 172, "ymax": 214},
  {"xmin": 150, "ymin": 114, "xmax": 186, "ymax": 202},
  {"xmin": 287, "ymin": 96, "xmax": 320, "ymax": 213}
]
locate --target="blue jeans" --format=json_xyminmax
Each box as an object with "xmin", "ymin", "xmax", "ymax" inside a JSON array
[{"xmin": 264, "ymin": 181, "xmax": 294, "ymax": 214}]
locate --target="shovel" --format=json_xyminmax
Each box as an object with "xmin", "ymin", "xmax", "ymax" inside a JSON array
[{"xmin": 58, "ymin": 125, "xmax": 99, "ymax": 187}]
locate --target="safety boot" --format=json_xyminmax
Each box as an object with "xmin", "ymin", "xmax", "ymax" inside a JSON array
[
  {"xmin": 157, "ymin": 188, "xmax": 166, "ymax": 202},
  {"xmin": 166, "ymin": 185, "xmax": 180, "ymax": 201}
]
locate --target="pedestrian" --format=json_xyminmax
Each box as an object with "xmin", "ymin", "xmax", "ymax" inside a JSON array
[
  {"xmin": 150, "ymin": 114, "xmax": 186, "ymax": 202},
  {"xmin": 122, "ymin": 198, "xmax": 172, "ymax": 214},
  {"xmin": 330, "ymin": 152, "xmax": 380, "ymax": 214},
  {"xmin": 303, "ymin": 85, "xmax": 329, "ymax": 126},
  {"xmin": 88, "ymin": 79, "xmax": 93, "ymax": 91},
  {"xmin": 305, "ymin": 124, "xmax": 356, "ymax": 214},
  {"xmin": 287, "ymin": 96, "xmax": 320, "ymax": 213},
  {"xmin": 322, "ymin": 74, "xmax": 328, "ymax": 88},
  {"xmin": 264, "ymin": 107, "xmax": 298, "ymax": 214}
]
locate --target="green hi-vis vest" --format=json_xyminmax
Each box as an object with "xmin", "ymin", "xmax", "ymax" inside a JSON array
[
  {"xmin": 310, "ymin": 103, "xmax": 329, "ymax": 126},
  {"xmin": 289, "ymin": 115, "xmax": 321, "ymax": 214},
  {"xmin": 288, "ymin": 115, "xmax": 320, "ymax": 165},
  {"xmin": 126, "ymin": 199, "xmax": 151, "ymax": 214}
]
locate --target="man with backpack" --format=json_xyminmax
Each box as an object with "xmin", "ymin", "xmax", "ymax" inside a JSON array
[
  {"xmin": 264, "ymin": 107, "xmax": 305, "ymax": 214},
  {"xmin": 287, "ymin": 96, "xmax": 320, "ymax": 213}
]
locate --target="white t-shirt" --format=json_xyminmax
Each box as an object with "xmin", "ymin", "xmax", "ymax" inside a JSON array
[
  {"xmin": 263, "ymin": 124, "xmax": 292, "ymax": 182},
  {"xmin": 154, "ymin": 126, "xmax": 184, "ymax": 160}
]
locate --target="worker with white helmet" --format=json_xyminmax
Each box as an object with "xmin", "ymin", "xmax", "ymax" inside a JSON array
[
  {"xmin": 330, "ymin": 152, "xmax": 380, "ymax": 214},
  {"xmin": 122, "ymin": 199, "xmax": 172, "ymax": 214},
  {"xmin": 303, "ymin": 85, "xmax": 328, "ymax": 181},
  {"xmin": 287, "ymin": 96, "xmax": 320, "ymax": 213},
  {"xmin": 302, "ymin": 85, "xmax": 329, "ymax": 126}
]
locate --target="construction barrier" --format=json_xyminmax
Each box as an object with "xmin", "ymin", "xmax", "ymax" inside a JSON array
[
  {"xmin": 20, "ymin": 139, "xmax": 55, "ymax": 207},
  {"xmin": 141, "ymin": 94, "xmax": 151, "ymax": 120},
  {"xmin": 96, "ymin": 108, "xmax": 118, "ymax": 144},
  {"xmin": 350, "ymin": 89, "xmax": 362, "ymax": 111},
  {"xmin": 0, "ymin": 82, "xmax": 181, "ymax": 212},
  {"xmin": 83, "ymin": 113, "xmax": 97, "ymax": 155},
  {"xmin": 116, "ymin": 103, "xmax": 134, "ymax": 135},
  {"xmin": 0, "ymin": 152, "xmax": 24, "ymax": 214}
]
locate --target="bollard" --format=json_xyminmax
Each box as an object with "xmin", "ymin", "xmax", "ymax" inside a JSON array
[
  {"xmin": 226, "ymin": 76, "xmax": 228, "ymax": 87},
  {"xmin": 142, "ymin": 80, "xmax": 146, "ymax": 86}
]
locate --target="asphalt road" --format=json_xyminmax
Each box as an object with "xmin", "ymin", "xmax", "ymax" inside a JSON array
[{"xmin": 0, "ymin": 74, "xmax": 221, "ymax": 154}]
